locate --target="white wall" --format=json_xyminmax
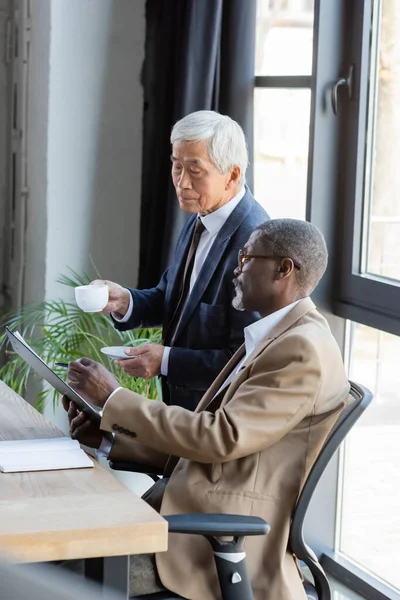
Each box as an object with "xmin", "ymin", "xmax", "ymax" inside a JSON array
[
  {"xmin": 25, "ymin": 0, "xmax": 145, "ymax": 306},
  {"xmin": 23, "ymin": 0, "xmax": 145, "ymax": 440}
]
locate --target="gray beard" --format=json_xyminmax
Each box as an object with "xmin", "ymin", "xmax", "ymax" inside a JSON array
[{"xmin": 232, "ymin": 283, "xmax": 245, "ymax": 311}]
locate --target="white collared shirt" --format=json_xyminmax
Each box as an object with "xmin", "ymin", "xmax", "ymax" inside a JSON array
[
  {"xmin": 113, "ymin": 187, "xmax": 246, "ymax": 375},
  {"xmin": 189, "ymin": 186, "xmax": 245, "ymax": 292},
  {"xmin": 214, "ymin": 299, "xmax": 302, "ymax": 396}
]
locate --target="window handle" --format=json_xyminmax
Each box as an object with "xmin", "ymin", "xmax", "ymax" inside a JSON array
[{"xmin": 331, "ymin": 65, "xmax": 354, "ymax": 115}]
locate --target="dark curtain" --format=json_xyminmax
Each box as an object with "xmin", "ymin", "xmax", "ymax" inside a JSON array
[{"xmin": 138, "ymin": 0, "xmax": 257, "ymax": 288}]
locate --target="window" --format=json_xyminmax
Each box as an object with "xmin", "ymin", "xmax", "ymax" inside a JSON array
[
  {"xmin": 337, "ymin": 0, "xmax": 400, "ymax": 335},
  {"xmin": 338, "ymin": 322, "xmax": 400, "ymax": 592},
  {"xmin": 254, "ymin": 1, "xmax": 400, "ymax": 597},
  {"xmin": 255, "ymin": 0, "xmax": 314, "ymax": 76},
  {"xmin": 333, "ymin": 0, "xmax": 400, "ymax": 594},
  {"xmin": 254, "ymin": 88, "xmax": 311, "ymax": 218},
  {"xmin": 362, "ymin": 1, "xmax": 400, "ymax": 283},
  {"xmin": 254, "ymin": 0, "xmax": 314, "ymax": 219}
]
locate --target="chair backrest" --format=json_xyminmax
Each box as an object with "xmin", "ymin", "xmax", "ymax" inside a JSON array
[{"xmin": 289, "ymin": 381, "xmax": 373, "ymax": 597}]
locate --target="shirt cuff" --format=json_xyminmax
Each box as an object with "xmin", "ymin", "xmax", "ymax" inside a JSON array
[
  {"xmin": 97, "ymin": 386, "xmax": 122, "ymax": 458},
  {"xmin": 161, "ymin": 346, "xmax": 171, "ymax": 376},
  {"xmin": 97, "ymin": 433, "xmax": 115, "ymax": 458},
  {"xmin": 111, "ymin": 291, "xmax": 133, "ymax": 323},
  {"xmin": 101, "ymin": 386, "xmax": 123, "ymax": 416}
]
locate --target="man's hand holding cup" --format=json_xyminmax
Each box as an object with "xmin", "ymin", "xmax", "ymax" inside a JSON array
[{"xmin": 90, "ymin": 279, "xmax": 131, "ymax": 317}]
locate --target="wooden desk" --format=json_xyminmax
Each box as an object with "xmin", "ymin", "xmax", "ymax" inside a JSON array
[{"xmin": 0, "ymin": 381, "xmax": 168, "ymax": 596}]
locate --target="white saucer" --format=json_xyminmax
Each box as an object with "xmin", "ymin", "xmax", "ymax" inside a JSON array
[{"xmin": 101, "ymin": 341, "xmax": 149, "ymax": 361}]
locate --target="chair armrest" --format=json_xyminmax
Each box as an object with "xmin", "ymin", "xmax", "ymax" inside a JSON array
[
  {"xmin": 109, "ymin": 460, "xmax": 163, "ymax": 476},
  {"xmin": 163, "ymin": 514, "xmax": 269, "ymax": 600},
  {"xmin": 165, "ymin": 514, "xmax": 270, "ymax": 537}
]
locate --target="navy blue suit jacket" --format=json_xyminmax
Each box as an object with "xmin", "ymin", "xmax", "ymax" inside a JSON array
[{"xmin": 113, "ymin": 188, "xmax": 269, "ymax": 410}]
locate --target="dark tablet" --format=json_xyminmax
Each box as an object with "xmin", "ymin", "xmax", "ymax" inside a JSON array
[{"xmin": 5, "ymin": 327, "xmax": 101, "ymax": 424}]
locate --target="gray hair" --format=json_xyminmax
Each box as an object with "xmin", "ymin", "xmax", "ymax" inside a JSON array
[
  {"xmin": 170, "ymin": 110, "xmax": 248, "ymax": 186},
  {"xmin": 254, "ymin": 219, "xmax": 328, "ymax": 295}
]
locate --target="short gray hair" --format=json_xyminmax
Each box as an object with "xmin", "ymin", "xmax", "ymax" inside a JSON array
[
  {"xmin": 170, "ymin": 110, "xmax": 248, "ymax": 185},
  {"xmin": 254, "ymin": 219, "xmax": 328, "ymax": 295}
]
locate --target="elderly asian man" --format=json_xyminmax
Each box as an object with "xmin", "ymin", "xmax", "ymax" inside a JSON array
[
  {"xmin": 91, "ymin": 110, "xmax": 269, "ymax": 410},
  {"xmin": 64, "ymin": 219, "xmax": 349, "ymax": 600}
]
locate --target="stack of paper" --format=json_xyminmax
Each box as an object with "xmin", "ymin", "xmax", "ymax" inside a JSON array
[{"xmin": 0, "ymin": 437, "xmax": 94, "ymax": 473}]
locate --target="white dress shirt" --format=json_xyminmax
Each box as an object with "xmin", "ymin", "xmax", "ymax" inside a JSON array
[
  {"xmin": 98, "ymin": 299, "xmax": 302, "ymax": 457},
  {"xmin": 112, "ymin": 187, "xmax": 246, "ymax": 376}
]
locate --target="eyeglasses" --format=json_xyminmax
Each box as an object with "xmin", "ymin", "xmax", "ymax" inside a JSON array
[{"xmin": 237, "ymin": 249, "xmax": 301, "ymax": 273}]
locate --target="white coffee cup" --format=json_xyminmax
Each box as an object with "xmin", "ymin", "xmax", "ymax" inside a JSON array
[{"xmin": 75, "ymin": 284, "xmax": 109, "ymax": 313}]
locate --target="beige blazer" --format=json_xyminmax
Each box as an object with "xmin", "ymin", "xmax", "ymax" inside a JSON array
[{"xmin": 101, "ymin": 298, "xmax": 350, "ymax": 600}]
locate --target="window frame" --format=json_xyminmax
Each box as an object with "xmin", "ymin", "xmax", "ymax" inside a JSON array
[{"xmin": 334, "ymin": 0, "xmax": 400, "ymax": 337}]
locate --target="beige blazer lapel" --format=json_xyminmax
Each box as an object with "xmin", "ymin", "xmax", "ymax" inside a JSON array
[
  {"xmin": 195, "ymin": 345, "xmax": 246, "ymax": 412},
  {"xmin": 239, "ymin": 297, "xmax": 317, "ymax": 371},
  {"xmin": 269, "ymin": 297, "xmax": 316, "ymax": 338}
]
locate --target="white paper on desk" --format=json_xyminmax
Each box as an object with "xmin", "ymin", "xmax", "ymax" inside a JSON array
[{"xmin": 0, "ymin": 437, "xmax": 94, "ymax": 473}]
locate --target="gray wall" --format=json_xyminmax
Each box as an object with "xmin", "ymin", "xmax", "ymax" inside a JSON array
[
  {"xmin": 25, "ymin": 0, "xmax": 145, "ymax": 305},
  {"xmin": 0, "ymin": 0, "xmax": 11, "ymax": 310},
  {"xmin": 24, "ymin": 0, "xmax": 50, "ymax": 305}
]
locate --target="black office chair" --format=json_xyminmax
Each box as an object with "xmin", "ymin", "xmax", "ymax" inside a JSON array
[
  {"xmin": 289, "ymin": 381, "xmax": 373, "ymax": 600},
  {"xmin": 110, "ymin": 380, "xmax": 372, "ymax": 600}
]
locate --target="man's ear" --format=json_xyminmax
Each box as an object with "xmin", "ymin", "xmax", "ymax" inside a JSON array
[
  {"xmin": 226, "ymin": 165, "xmax": 241, "ymax": 189},
  {"xmin": 276, "ymin": 259, "xmax": 295, "ymax": 279},
  {"xmin": 275, "ymin": 266, "xmax": 286, "ymax": 280}
]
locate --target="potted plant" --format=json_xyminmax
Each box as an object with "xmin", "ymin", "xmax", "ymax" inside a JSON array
[{"xmin": 0, "ymin": 270, "xmax": 162, "ymax": 411}]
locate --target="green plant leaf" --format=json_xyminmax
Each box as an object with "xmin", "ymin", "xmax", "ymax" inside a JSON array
[{"xmin": 0, "ymin": 269, "xmax": 162, "ymax": 412}]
